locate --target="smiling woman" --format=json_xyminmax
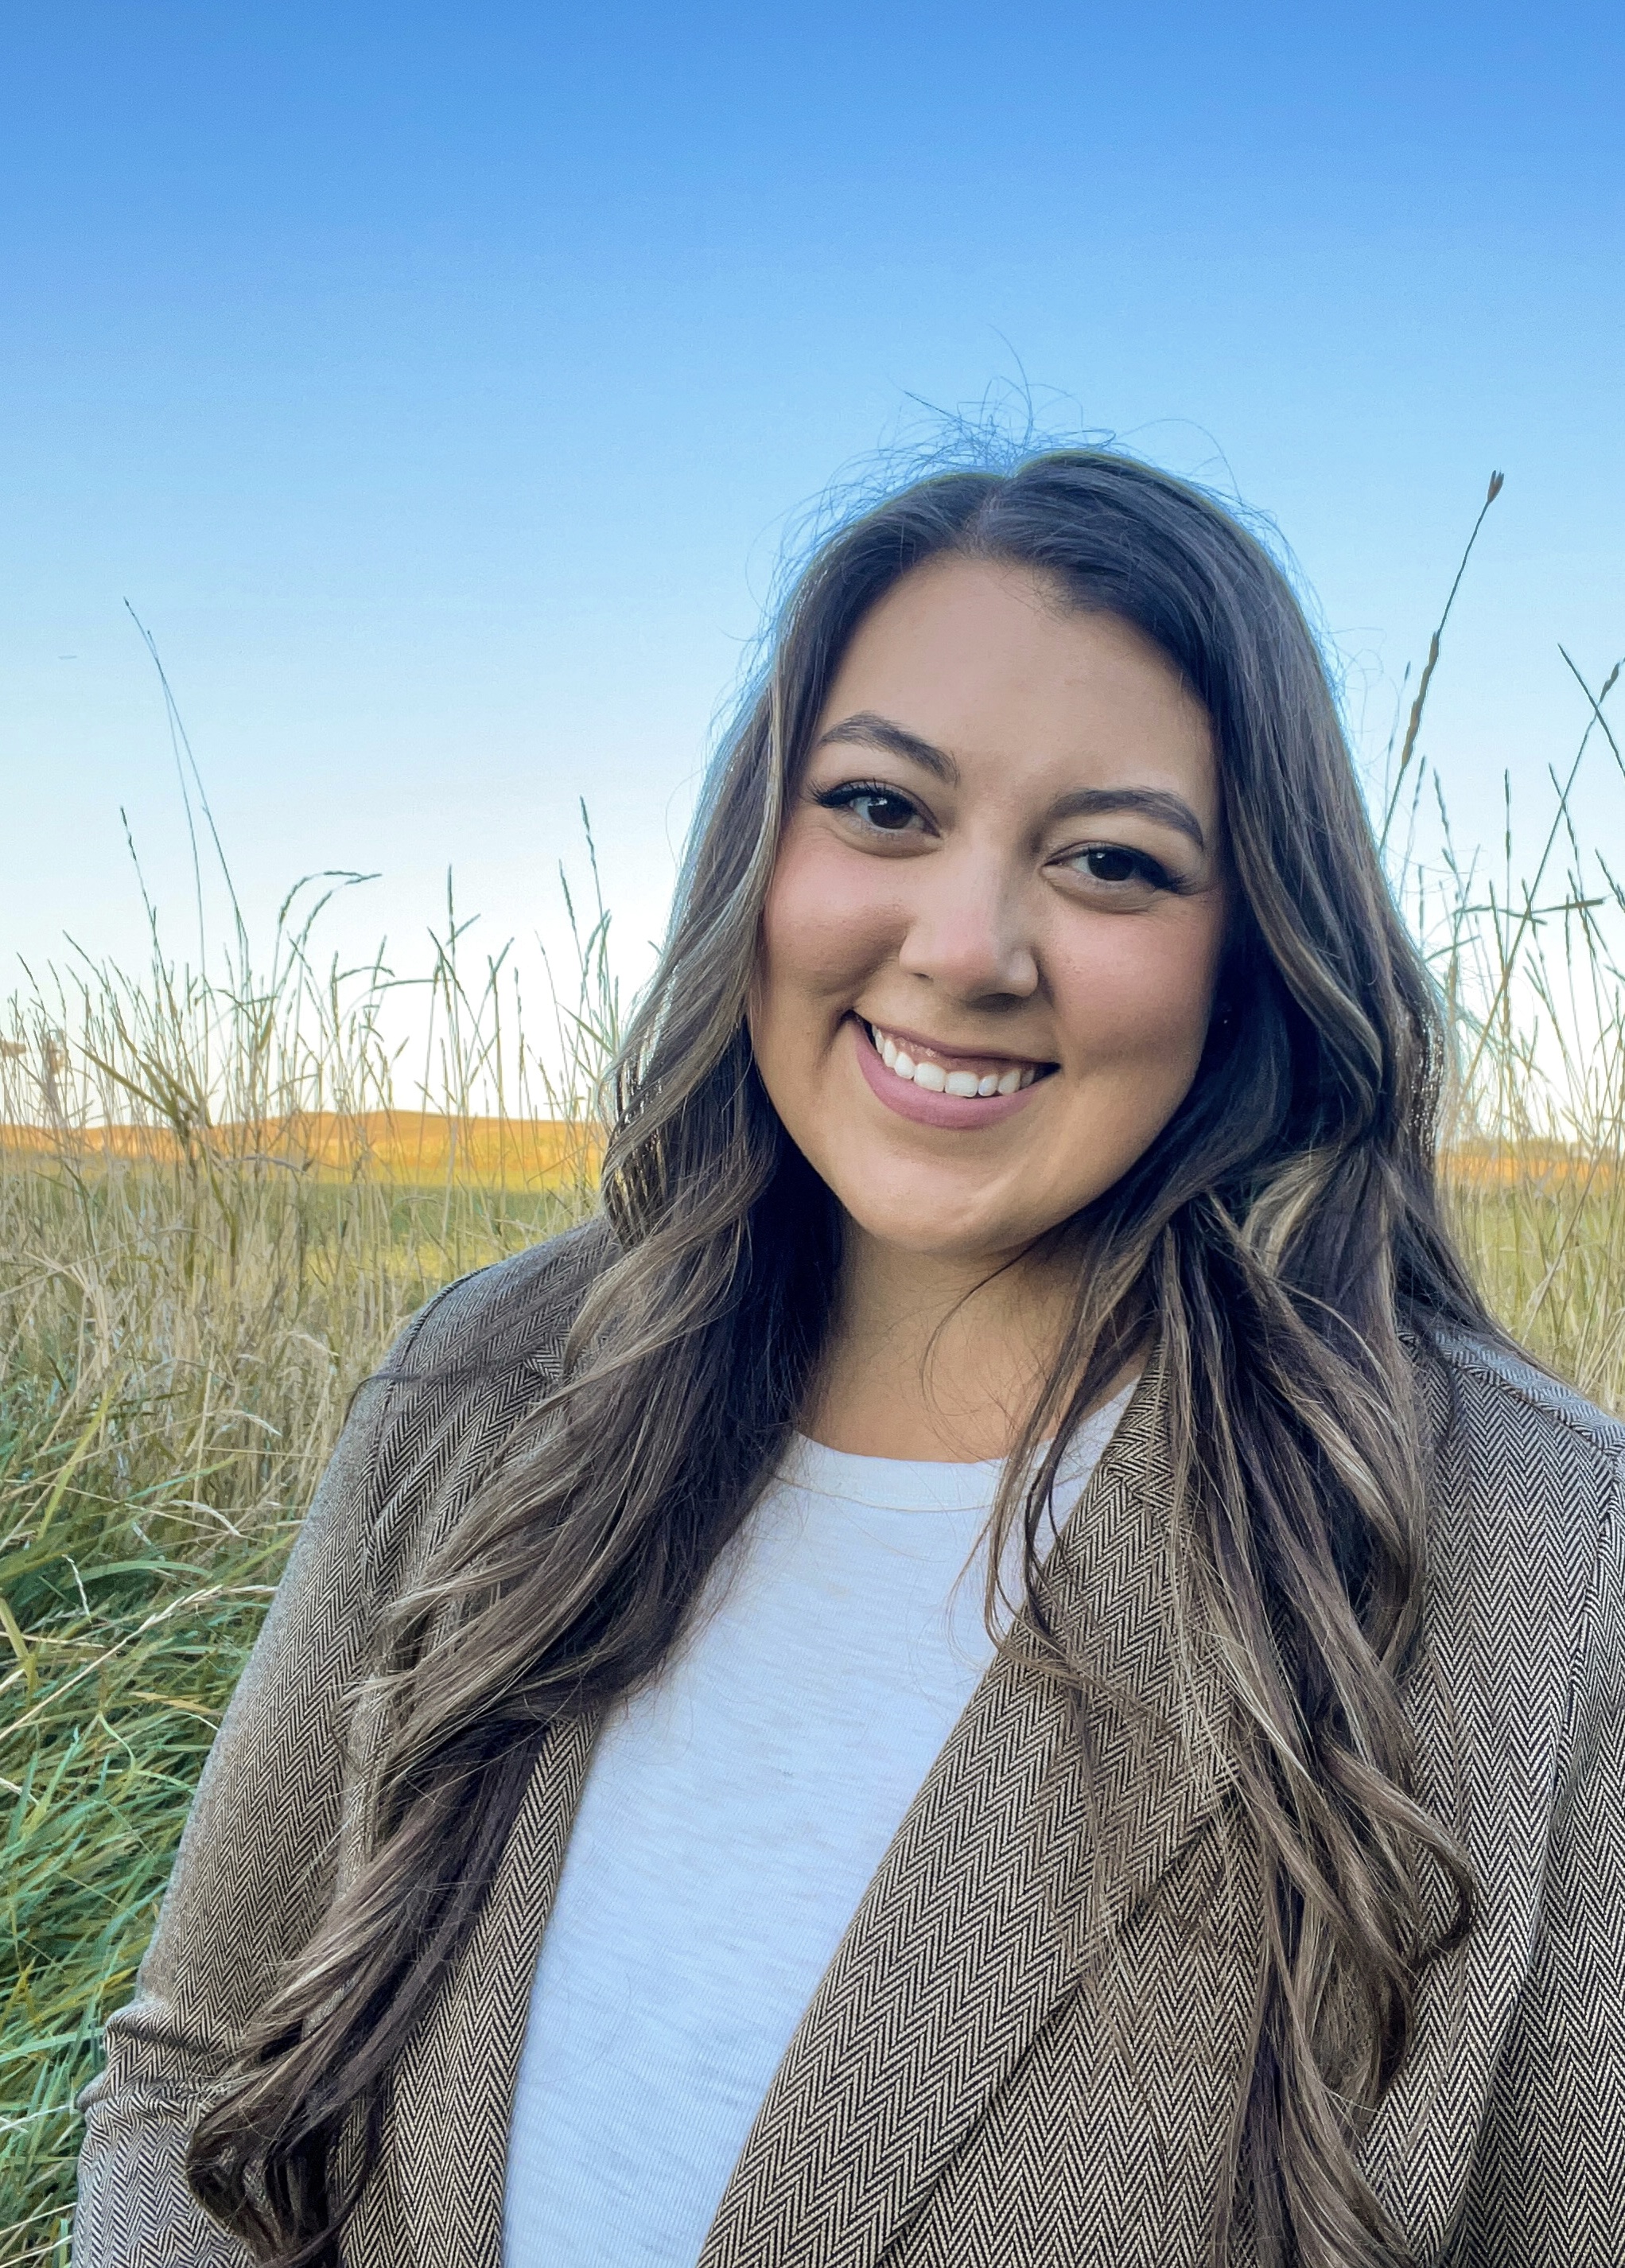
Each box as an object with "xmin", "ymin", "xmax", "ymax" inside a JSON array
[
  {"xmin": 751, "ymin": 568, "xmax": 1227, "ymax": 1457},
  {"xmin": 76, "ymin": 454, "xmax": 1625, "ymax": 2268}
]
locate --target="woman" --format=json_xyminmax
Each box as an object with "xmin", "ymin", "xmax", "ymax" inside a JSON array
[{"xmin": 77, "ymin": 452, "xmax": 1624, "ymax": 2268}]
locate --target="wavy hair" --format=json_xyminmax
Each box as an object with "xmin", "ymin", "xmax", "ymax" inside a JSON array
[{"xmin": 189, "ymin": 450, "xmax": 1498, "ymax": 2267}]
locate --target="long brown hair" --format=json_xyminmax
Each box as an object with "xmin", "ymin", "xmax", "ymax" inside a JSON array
[{"xmin": 189, "ymin": 449, "xmax": 1498, "ymax": 2266}]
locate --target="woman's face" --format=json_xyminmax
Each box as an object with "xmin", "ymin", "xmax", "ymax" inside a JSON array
[{"xmin": 749, "ymin": 557, "xmax": 1230, "ymax": 1271}]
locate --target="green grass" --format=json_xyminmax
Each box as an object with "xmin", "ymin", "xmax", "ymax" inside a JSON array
[
  {"xmin": 0, "ymin": 854, "xmax": 614, "ymax": 2260},
  {"xmin": 0, "ymin": 1167, "xmax": 588, "ymax": 2263}
]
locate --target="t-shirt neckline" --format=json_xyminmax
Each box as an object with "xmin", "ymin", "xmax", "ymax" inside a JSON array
[{"xmin": 777, "ymin": 1379, "xmax": 1137, "ymax": 1516}]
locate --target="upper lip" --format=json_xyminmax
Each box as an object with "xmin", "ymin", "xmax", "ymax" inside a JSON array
[{"xmin": 857, "ymin": 1015, "xmax": 1054, "ymax": 1069}]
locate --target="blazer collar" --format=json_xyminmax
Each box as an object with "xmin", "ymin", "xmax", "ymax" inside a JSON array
[{"xmin": 395, "ymin": 1349, "xmax": 1237, "ymax": 2266}]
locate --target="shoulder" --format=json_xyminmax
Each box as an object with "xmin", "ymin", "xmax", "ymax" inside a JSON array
[
  {"xmin": 1410, "ymin": 1331, "xmax": 1623, "ymax": 1811},
  {"xmin": 1423, "ymin": 1331, "xmax": 1625, "ymax": 1570},
  {"xmin": 1429, "ymin": 1329, "xmax": 1625, "ymax": 1469},
  {"xmin": 387, "ymin": 1213, "xmax": 616, "ymax": 1391},
  {"xmin": 358, "ymin": 1216, "xmax": 617, "ymax": 1587}
]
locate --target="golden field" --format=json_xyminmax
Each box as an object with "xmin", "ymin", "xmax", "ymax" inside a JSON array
[{"xmin": 0, "ymin": 1109, "xmax": 601, "ymax": 1185}]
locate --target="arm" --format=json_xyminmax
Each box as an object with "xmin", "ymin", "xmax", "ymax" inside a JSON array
[
  {"xmin": 73, "ymin": 1356, "xmax": 408, "ymax": 2266},
  {"xmin": 73, "ymin": 1223, "xmax": 605, "ymax": 2263},
  {"xmin": 1460, "ymin": 1458, "xmax": 1625, "ymax": 2265}
]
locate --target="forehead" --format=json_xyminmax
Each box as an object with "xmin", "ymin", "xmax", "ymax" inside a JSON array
[{"xmin": 816, "ymin": 557, "xmax": 1217, "ymax": 811}]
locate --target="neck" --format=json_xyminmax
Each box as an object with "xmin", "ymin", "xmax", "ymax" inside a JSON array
[{"xmin": 803, "ymin": 1223, "xmax": 1073, "ymax": 1462}]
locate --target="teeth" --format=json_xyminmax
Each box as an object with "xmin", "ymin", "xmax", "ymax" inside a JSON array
[{"xmin": 868, "ymin": 1023, "xmax": 1041, "ymax": 1099}]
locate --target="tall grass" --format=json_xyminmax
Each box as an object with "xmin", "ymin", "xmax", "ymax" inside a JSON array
[
  {"xmin": 1386, "ymin": 484, "xmax": 1625, "ymax": 1402},
  {"xmin": 0, "ymin": 846, "xmax": 616, "ymax": 2262},
  {"xmin": 2, "ymin": 521, "xmax": 1623, "ymax": 2258}
]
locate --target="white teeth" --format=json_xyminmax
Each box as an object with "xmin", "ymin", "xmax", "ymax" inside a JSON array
[{"xmin": 869, "ymin": 1023, "xmax": 1042, "ymax": 1099}]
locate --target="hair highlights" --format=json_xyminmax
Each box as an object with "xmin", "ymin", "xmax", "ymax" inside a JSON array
[{"xmin": 189, "ymin": 452, "xmax": 1496, "ymax": 2268}]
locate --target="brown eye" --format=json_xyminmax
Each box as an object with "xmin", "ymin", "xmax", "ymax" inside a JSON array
[
  {"xmin": 1058, "ymin": 842, "xmax": 1179, "ymax": 897},
  {"xmin": 1083, "ymin": 846, "xmax": 1141, "ymax": 884},
  {"xmin": 814, "ymin": 781, "xmax": 925, "ymax": 834},
  {"xmin": 853, "ymin": 791, "xmax": 916, "ymax": 831}
]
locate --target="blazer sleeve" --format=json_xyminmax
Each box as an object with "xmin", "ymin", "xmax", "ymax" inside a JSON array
[
  {"xmin": 73, "ymin": 1341, "xmax": 415, "ymax": 2266},
  {"xmin": 1460, "ymin": 1453, "xmax": 1625, "ymax": 2265}
]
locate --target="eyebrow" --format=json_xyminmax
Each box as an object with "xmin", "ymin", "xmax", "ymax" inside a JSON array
[
  {"xmin": 814, "ymin": 711, "xmax": 960, "ymax": 785},
  {"xmin": 1046, "ymin": 786, "xmax": 1208, "ymax": 851},
  {"xmin": 812, "ymin": 710, "xmax": 1209, "ymax": 851}
]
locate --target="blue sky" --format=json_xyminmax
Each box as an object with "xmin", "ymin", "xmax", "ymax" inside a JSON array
[{"xmin": 3, "ymin": 0, "xmax": 1623, "ymax": 1012}]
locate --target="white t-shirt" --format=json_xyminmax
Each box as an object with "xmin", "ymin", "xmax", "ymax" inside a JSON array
[{"xmin": 503, "ymin": 1388, "xmax": 1132, "ymax": 2266}]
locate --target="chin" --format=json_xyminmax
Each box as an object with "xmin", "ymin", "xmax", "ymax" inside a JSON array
[{"xmin": 842, "ymin": 1192, "xmax": 1034, "ymax": 1268}]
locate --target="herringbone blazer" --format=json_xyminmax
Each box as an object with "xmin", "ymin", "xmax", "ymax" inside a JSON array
[{"xmin": 77, "ymin": 1223, "xmax": 1625, "ymax": 2266}]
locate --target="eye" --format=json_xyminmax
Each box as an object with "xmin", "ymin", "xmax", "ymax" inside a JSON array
[
  {"xmin": 814, "ymin": 780, "xmax": 926, "ymax": 836},
  {"xmin": 1079, "ymin": 845, "xmax": 1152, "ymax": 884},
  {"xmin": 1056, "ymin": 842, "xmax": 1182, "ymax": 898}
]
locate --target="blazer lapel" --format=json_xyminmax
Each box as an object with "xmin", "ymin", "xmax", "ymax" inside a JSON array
[
  {"xmin": 698, "ymin": 1353, "xmax": 1239, "ymax": 2268},
  {"xmin": 381, "ymin": 1710, "xmax": 598, "ymax": 2264}
]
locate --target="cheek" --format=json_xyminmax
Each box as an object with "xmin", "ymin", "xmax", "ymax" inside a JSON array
[
  {"xmin": 757, "ymin": 833, "xmax": 902, "ymax": 1010},
  {"xmin": 1048, "ymin": 906, "xmax": 1224, "ymax": 1075}
]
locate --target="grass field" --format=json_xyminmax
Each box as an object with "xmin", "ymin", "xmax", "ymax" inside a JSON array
[
  {"xmin": 3, "ymin": 580, "xmax": 1623, "ymax": 2258},
  {"xmin": 0, "ymin": 864, "xmax": 616, "ymax": 2261},
  {"xmin": 0, "ymin": 1134, "xmax": 592, "ymax": 2262}
]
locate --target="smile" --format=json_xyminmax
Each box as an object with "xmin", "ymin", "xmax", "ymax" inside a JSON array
[
  {"xmin": 868, "ymin": 1022, "xmax": 1042, "ymax": 1096},
  {"xmin": 849, "ymin": 1017, "xmax": 1053, "ymax": 1130}
]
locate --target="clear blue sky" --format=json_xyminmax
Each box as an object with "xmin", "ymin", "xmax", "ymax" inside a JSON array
[{"xmin": 2, "ymin": 0, "xmax": 1622, "ymax": 1007}]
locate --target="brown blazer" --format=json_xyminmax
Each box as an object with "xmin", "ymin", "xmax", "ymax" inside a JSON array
[{"xmin": 76, "ymin": 1223, "xmax": 1625, "ymax": 2266}]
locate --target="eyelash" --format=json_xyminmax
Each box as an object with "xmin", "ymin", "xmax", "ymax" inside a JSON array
[
  {"xmin": 813, "ymin": 779, "xmax": 1186, "ymax": 893},
  {"xmin": 813, "ymin": 780, "xmax": 922, "ymax": 831},
  {"xmin": 1070, "ymin": 843, "xmax": 1184, "ymax": 893}
]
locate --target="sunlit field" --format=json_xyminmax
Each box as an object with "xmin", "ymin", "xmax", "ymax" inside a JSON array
[
  {"xmin": 0, "ymin": 866, "xmax": 616, "ymax": 2260},
  {"xmin": 3, "ymin": 532, "xmax": 1623, "ymax": 2256}
]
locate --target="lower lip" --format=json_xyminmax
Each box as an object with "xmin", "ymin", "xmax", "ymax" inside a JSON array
[{"xmin": 850, "ymin": 1018, "xmax": 1048, "ymax": 1130}]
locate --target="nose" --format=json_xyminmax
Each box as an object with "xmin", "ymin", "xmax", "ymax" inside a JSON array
[{"xmin": 896, "ymin": 844, "xmax": 1040, "ymax": 1004}]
